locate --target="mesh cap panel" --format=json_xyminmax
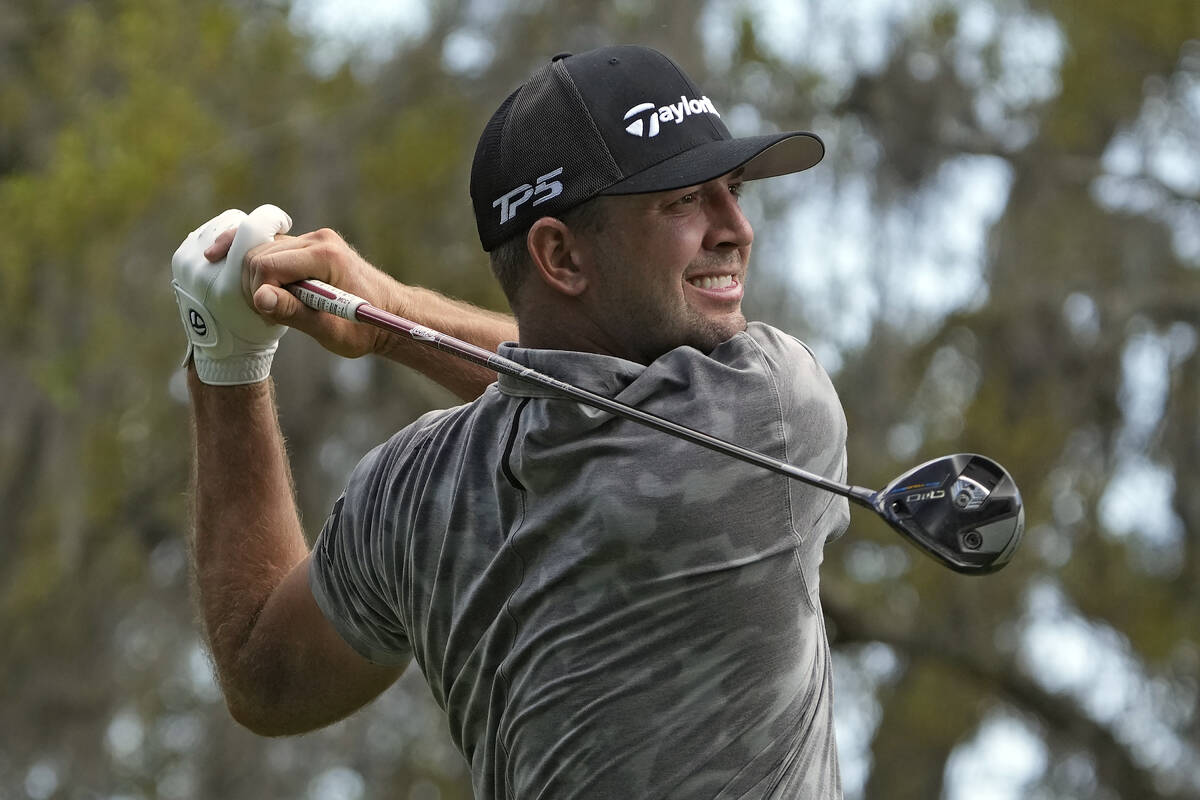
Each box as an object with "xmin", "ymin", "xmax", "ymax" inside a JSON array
[{"xmin": 472, "ymin": 62, "xmax": 621, "ymax": 251}]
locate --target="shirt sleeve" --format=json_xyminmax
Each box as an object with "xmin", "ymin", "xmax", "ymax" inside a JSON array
[{"xmin": 308, "ymin": 435, "xmax": 416, "ymax": 667}]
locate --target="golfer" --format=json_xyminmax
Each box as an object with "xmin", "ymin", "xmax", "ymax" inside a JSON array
[{"xmin": 173, "ymin": 45, "xmax": 849, "ymax": 798}]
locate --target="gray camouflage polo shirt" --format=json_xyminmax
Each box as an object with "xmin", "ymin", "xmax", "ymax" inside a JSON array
[{"xmin": 310, "ymin": 322, "xmax": 849, "ymax": 799}]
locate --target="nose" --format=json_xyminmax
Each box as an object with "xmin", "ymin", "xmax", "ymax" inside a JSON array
[{"xmin": 704, "ymin": 185, "xmax": 754, "ymax": 251}]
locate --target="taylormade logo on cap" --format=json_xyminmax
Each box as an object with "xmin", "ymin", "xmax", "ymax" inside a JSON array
[{"xmin": 623, "ymin": 95, "xmax": 721, "ymax": 138}]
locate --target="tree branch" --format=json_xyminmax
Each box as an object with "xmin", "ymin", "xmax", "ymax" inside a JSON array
[{"xmin": 823, "ymin": 592, "xmax": 1172, "ymax": 799}]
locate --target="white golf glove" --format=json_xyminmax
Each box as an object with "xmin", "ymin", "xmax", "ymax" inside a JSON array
[{"xmin": 171, "ymin": 204, "xmax": 292, "ymax": 385}]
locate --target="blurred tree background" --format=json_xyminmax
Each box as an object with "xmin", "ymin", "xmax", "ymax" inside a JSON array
[{"xmin": 1, "ymin": 0, "xmax": 1197, "ymax": 797}]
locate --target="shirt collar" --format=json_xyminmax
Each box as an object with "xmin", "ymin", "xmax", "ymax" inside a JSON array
[{"xmin": 495, "ymin": 342, "xmax": 646, "ymax": 399}]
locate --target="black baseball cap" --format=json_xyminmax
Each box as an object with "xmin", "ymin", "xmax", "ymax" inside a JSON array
[{"xmin": 470, "ymin": 44, "xmax": 824, "ymax": 252}]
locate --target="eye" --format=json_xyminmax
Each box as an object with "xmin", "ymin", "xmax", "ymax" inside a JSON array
[
  {"xmin": 728, "ymin": 182, "xmax": 744, "ymax": 199},
  {"xmin": 676, "ymin": 191, "xmax": 698, "ymax": 205}
]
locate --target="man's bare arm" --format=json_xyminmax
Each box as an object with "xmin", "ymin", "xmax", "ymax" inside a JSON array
[
  {"xmin": 189, "ymin": 370, "xmax": 402, "ymax": 735},
  {"xmin": 205, "ymin": 227, "xmax": 518, "ymax": 402}
]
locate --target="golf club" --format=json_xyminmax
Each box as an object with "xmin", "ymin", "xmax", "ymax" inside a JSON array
[{"xmin": 288, "ymin": 278, "xmax": 1025, "ymax": 574}]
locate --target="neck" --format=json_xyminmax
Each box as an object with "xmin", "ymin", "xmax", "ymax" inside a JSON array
[{"xmin": 514, "ymin": 291, "xmax": 642, "ymax": 363}]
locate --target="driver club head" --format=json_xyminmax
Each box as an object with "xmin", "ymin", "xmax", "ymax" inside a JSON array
[{"xmin": 872, "ymin": 454, "xmax": 1024, "ymax": 574}]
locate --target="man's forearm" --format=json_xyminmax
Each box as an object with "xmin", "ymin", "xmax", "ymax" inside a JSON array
[
  {"xmin": 376, "ymin": 283, "xmax": 518, "ymax": 402},
  {"xmin": 219, "ymin": 224, "xmax": 517, "ymax": 402},
  {"xmin": 187, "ymin": 370, "xmax": 308, "ymax": 712}
]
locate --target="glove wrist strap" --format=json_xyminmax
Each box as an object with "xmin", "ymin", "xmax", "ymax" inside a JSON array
[{"xmin": 194, "ymin": 347, "xmax": 277, "ymax": 385}]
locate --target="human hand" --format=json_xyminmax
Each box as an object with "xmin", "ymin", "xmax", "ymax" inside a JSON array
[
  {"xmin": 172, "ymin": 205, "xmax": 293, "ymax": 385},
  {"xmin": 204, "ymin": 225, "xmax": 400, "ymax": 359}
]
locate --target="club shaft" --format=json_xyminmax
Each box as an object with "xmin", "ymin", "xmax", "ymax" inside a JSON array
[{"xmin": 289, "ymin": 279, "xmax": 877, "ymax": 508}]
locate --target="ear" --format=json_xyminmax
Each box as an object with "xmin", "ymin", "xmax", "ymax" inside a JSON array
[{"xmin": 527, "ymin": 217, "xmax": 588, "ymax": 297}]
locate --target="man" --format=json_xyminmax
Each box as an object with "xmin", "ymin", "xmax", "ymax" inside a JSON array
[{"xmin": 173, "ymin": 45, "xmax": 849, "ymax": 798}]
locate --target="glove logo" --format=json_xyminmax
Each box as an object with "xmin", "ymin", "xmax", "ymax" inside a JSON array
[{"xmin": 188, "ymin": 309, "xmax": 208, "ymax": 337}]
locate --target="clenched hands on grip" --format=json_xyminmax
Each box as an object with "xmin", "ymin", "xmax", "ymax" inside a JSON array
[
  {"xmin": 192, "ymin": 206, "xmax": 516, "ymax": 401},
  {"xmin": 205, "ymin": 223, "xmax": 403, "ymax": 360}
]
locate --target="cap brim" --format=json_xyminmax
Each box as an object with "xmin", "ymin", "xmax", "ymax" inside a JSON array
[{"xmin": 601, "ymin": 131, "xmax": 824, "ymax": 195}]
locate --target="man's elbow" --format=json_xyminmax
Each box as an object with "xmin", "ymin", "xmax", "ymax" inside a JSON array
[
  {"xmin": 220, "ymin": 664, "xmax": 377, "ymax": 737},
  {"xmin": 219, "ymin": 664, "xmax": 321, "ymax": 737},
  {"xmin": 224, "ymin": 691, "xmax": 320, "ymax": 738}
]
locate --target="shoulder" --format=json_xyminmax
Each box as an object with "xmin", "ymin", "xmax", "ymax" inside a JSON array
[
  {"xmin": 627, "ymin": 324, "xmax": 836, "ymax": 409},
  {"xmin": 728, "ymin": 323, "xmax": 845, "ymax": 440},
  {"xmin": 340, "ymin": 393, "xmax": 505, "ymax": 507},
  {"xmin": 365, "ymin": 394, "xmax": 495, "ymax": 467},
  {"xmin": 708, "ymin": 323, "xmax": 836, "ymax": 397},
  {"xmin": 738, "ymin": 322, "xmax": 825, "ymax": 372},
  {"xmin": 314, "ymin": 395, "xmax": 500, "ymax": 594}
]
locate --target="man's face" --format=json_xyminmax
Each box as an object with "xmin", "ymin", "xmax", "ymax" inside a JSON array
[{"xmin": 574, "ymin": 169, "xmax": 754, "ymax": 364}]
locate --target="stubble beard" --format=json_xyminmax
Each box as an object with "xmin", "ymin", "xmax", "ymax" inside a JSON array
[
  {"xmin": 673, "ymin": 252, "xmax": 749, "ymax": 356},
  {"xmin": 590, "ymin": 237, "xmax": 749, "ymax": 363},
  {"xmin": 607, "ymin": 276, "xmax": 748, "ymax": 363}
]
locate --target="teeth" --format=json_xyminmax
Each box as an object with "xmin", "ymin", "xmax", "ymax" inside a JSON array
[{"xmin": 689, "ymin": 275, "xmax": 735, "ymax": 289}]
